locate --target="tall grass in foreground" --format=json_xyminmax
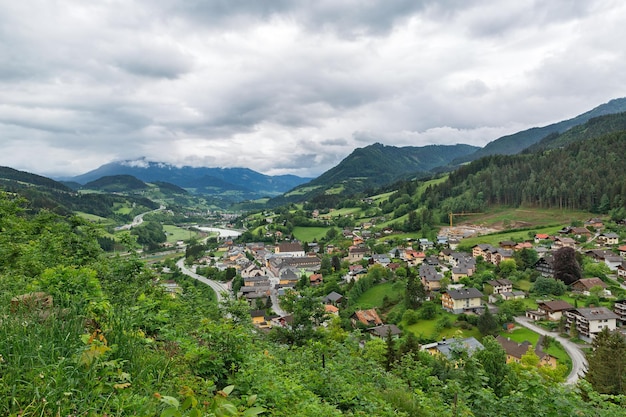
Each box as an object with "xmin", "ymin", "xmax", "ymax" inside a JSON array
[{"xmin": 0, "ymin": 303, "xmax": 171, "ymax": 416}]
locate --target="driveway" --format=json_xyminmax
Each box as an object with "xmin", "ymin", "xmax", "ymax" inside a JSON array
[{"xmin": 514, "ymin": 316, "xmax": 587, "ymax": 385}]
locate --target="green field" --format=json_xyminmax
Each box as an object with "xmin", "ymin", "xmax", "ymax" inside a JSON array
[
  {"xmin": 354, "ymin": 282, "xmax": 404, "ymax": 309},
  {"xmin": 405, "ymin": 313, "xmax": 481, "ymax": 341},
  {"xmin": 75, "ymin": 211, "xmax": 112, "ymax": 223},
  {"xmin": 292, "ymin": 226, "xmax": 331, "ymax": 242},
  {"xmin": 163, "ymin": 225, "xmax": 199, "ymax": 243}
]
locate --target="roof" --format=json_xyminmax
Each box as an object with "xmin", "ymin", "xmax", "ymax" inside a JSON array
[
  {"xmin": 570, "ymin": 307, "xmax": 619, "ymax": 321},
  {"xmin": 538, "ymin": 300, "xmax": 574, "ymax": 312},
  {"xmin": 444, "ymin": 288, "xmax": 484, "ymax": 300},
  {"xmin": 572, "ymin": 277, "xmax": 607, "ymax": 290},
  {"xmin": 323, "ymin": 291, "xmax": 343, "ymax": 303},
  {"xmin": 277, "ymin": 242, "xmax": 304, "ymax": 253},
  {"xmin": 425, "ymin": 337, "xmax": 484, "ymax": 359},
  {"xmin": 352, "ymin": 308, "xmax": 383, "ymax": 326},
  {"xmin": 368, "ymin": 324, "xmax": 402, "ymax": 338},
  {"xmin": 325, "ymin": 304, "xmax": 339, "ymax": 314},
  {"xmin": 496, "ymin": 335, "xmax": 533, "ymax": 359}
]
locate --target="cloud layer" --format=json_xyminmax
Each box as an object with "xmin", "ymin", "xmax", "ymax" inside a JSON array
[{"xmin": 1, "ymin": 1, "xmax": 625, "ymax": 177}]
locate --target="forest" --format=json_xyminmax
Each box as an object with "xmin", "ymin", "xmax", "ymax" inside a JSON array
[{"xmin": 1, "ymin": 191, "xmax": 626, "ymax": 416}]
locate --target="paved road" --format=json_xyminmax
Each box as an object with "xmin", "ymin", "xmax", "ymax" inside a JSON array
[
  {"xmin": 176, "ymin": 258, "xmax": 231, "ymax": 303},
  {"xmin": 514, "ymin": 316, "xmax": 587, "ymax": 384},
  {"xmin": 115, "ymin": 205, "xmax": 166, "ymax": 231}
]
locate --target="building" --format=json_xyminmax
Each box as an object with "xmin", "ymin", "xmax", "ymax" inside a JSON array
[
  {"xmin": 441, "ymin": 288, "xmax": 484, "ymax": 314},
  {"xmin": 275, "ymin": 242, "xmax": 305, "ymax": 257},
  {"xmin": 564, "ymin": 307, "xmax": 619, "ymax": 342},
  {"xmin": 570, "ymin": 278, "xmax": 608, "ymax": 296},
  {"xmin": 597, "ymin": 232, "xmax": 619, "ymax": 246},
  {"xmin": 351, "ymin": 308, "xmax": 383, "ymax": 328},
  {"xmin": 495, "ymin": 336, "xmax": 557, "ymax": 368},
  {"xmin": 613, "ymin": 299, "xmax": 626, "ymax": 325},
  {"xmin": 367, "ymin": 324, "xmax": 402, "ymax": 339},
  {"xmin": 526, "ymin": 300, "xmax": 574, "ymax": 321},
  {"xmin": 421, "ymin": 337, "xmax": 484, "ymax": 359}
]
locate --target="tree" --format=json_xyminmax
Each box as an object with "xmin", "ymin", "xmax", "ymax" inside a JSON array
[
  {"xmin": 478, "ymin": 307, "xmax": 499, "ymax": 336},
  {"xmin": 586, "ymin": 327, "xmax": 626, "ymax": 395},
  {"xmin": 420, "ymin": 301, "xmax": 437, "ymax": 320},
  {"xmin": 474, "ymin": 336, "xmax": 511, "ymax": 397},
  {"xmin": 552, "ymin": 247, "xmax": 582, "ymax": 285},
  {"xmin": 405, "ymin": 269, "xmax": 425, "ymax": 309},
  {"xmin": 331, "ymin": 255, "xmax": 341, "ymax": 272},
  {"xmin": 385, "ymin": 327, "xmax": 397, "ymax": 371}
]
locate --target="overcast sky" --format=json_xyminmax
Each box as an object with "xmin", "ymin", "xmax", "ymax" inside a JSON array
[{"xmin": 1, "ymin": 1, "xmax": 625, "ymax": 178}]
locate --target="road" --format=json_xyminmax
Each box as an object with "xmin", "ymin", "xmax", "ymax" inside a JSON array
[
  {"xmin": 115, "ymin": 205, "xmax": 166, "ymax": 231},
  {"xmin": 176, "ymin": 258, "xmax": 231, "ymax": 303},
  {"xmin": 514, "ymin": 316, "xmax": 587, "ymax": 384}
]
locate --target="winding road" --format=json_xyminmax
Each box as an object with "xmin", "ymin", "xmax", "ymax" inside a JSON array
[
  {"xmin": 115, "ymin": 205, "xmax": 166, "ymax": 231},
  {"xmin": 176, "ymin": 258, "xmax": 231, "ymax": 303},
  {"xmin": 514, "ymin": 316, "xmax": 587, "ymax": 384}
]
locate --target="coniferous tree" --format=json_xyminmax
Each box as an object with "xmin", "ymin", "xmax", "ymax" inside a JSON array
[
  {"xmin": 586, "ymin": 327, "xmax": 626, "ymax": 395},
  {"xmin": 478, "ymin": 307, "xmax": 499, "ymax": 336}
]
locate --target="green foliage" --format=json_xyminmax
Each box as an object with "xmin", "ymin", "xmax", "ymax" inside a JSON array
[
  {"xmin": 531, "ymin": 276, "xmax": 566, "ymax": 296},
  {"xmin": 586, "ymin": 327, "xmax": 626, "ymax": 395},
  {"xmin": 478, "ymin": 308, "xmax": 499, "ymax": 336}
]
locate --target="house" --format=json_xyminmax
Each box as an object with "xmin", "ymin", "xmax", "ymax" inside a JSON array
[
  {"xmin": 351, "ymin": 308, "xmax": 383, "ymax": 328},
  {"xmin": 526, "ymin": 300, "xmax": 574, "ymax": 321},
  {"xmin": 485, "ymin": 279, "xmax": 513, "ymax": 295},
  {"xmin": 250, "ymin": 310, "xmax": 271, "ymax": 328},
  {"xmin": 569, "ymin": 227, "xmax": 592, "ymax": 238},
  {"xmin": 419, "ymin": 263, "xmax": 444, "ymax": 292},
  {"xmin": 275, "ymin": 242, "xmax": 305, "ymax": 257},
  {"xmin": 552, "ymin": 237, "xmax": 576, "ymax": 249},
  {"xmin": 348, "ymin": 246, "xmax": 369, "ymax": 263},
  {"xmin": 323, "ymin": 291, "xmax": 344, "ymax": 305},
  {"xmin": 499, "ymin": 240, "xmax": 516, "ymax": 249},
  {"xmin": 597, "ymin": 233, "xmax": 619, "ymax": 246},
  {"xmin": 421, "ymin": 337, "xmax": 484, "ymax": 359},
  {"xmin": 533, "ymin": 255, "xmax": 554, "ymax": 277},
  {"xmin": 159, "ymin": 280, "xmax": 182, "ymax": 295},
  {"xmin": 498, "ymin": 291, "xmax": 526, "ymax": 301},
  {"xmin": 495, "ymin": 336, "xmax": 557, "ymax": 368},
  {"xmin": 441, "ymin": 288, "xmax": 484, "ymax": 314},
  {"xmin": 585, "ymin": 218, "xmax": 604, "ymax": 229},
  {"xmin": 324, "ymin": 304, "xmax": 339, "ymax": 317},
  {"xmin": 613, "ymin": 299, "xmax": 626, "ymax": 324},
  {"xmin": 534, "ymin": 233, "xmax": 551, "ymax": 243},
  {"xmin": 368, "ymin": 324, "xmax": 402, "ymax": 339},
  {"xmin": 571, "ymin": 277, "xmax": 607, "ymax": 296},
  {"xmin": 619, "ymin": 245, "xmax": 626, "ymax": 257},
  {"xmin": 564, "ymin": 307, "xmax": 619, "ymax": 341},
  {"xmin": 604, "ymin": 255, "xmax": 624, "ymax": 271},
  {"xmin": 617, "ymin": 262, "xmax": 626, "ymax": 280},
  {"xmin": 472, "ymin": 244, "xmax": 495, "ymax": 260},
  {"xmin": 309, "ymin": 273, "xmax": 323, "ymax": 286},
  {"xmin": 278, "ymin": 268, "xmax": 300, "ymax": 285}
]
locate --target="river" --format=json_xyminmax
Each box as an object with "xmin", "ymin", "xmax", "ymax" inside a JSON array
[{"xmin": 196, "ymin": 226, "xmax": 243, "ymax": 239}]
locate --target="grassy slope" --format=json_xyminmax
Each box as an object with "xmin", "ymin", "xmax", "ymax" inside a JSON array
[{"xmin": 293, "ymin": 226, "xmax": 331, "ymax": 242}]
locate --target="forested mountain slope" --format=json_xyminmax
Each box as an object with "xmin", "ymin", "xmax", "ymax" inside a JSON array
[
  {"xmin": 454, "ymin": 97, "xmax": 626, "ymax": 164},
  {"xmin": 420, "ymin": 131, "xmax": 626, "ymax": 217}
]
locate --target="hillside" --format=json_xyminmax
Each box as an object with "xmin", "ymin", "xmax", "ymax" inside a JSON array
[
  {"xmin": 83, "ymin": 174, "xmax": 149, "ymax": 192},
  {"xmin": 0, "ymin": 166, "xmax": 159, "ymax": 217},
  {"xmin": 454, "ymin": 97, "xmax": 626, "ymax": 164},
  {"xmin": 419, "ymin": 130, "xmax": 626, "ymax": 218},
  {"xmin": 524, "ymin": 111, "xmax": 626, "ymax": 153},
  {"xmin": 270, "ymin": 143, "xmax": 478, "ymax": 206}
]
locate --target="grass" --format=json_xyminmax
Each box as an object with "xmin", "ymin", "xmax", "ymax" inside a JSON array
[
  {"xmin": 163, "ymin": 225, "xmax": 198, "ymax": 243},
  {"xmin": 405, "ymin": 313, "xmax": 481, "ymax": 341},
  {"xmin": 354, "ymin": 282, "xmax": 404, "ymax": 309},
  {"xmin": 75, "ymin": 211, "xmax": 112, "ymax": 223},
  {"xmin": 292, "ymin": 226, "xmax": 331, "ymax": 242}
]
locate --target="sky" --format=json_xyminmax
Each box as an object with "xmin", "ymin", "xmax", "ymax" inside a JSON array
[{"xmin": 1, "ymin": 0, "xmax": 626, "ymax": 179}]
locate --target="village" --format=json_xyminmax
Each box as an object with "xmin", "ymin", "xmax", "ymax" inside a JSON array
[{"xmin": 166, "ymin": 214, "xmax": 626, "ymax": 379}]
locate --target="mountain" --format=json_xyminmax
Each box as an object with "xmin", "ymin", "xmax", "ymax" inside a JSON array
[
  {"xmin": 454, "ymin": 97, "xmax": 626, "ymax": 164},
  {"xmin": 269, "ymin": 143, "xmax": 479, "ymax": 206},
  {"xmin": 66, "ymin": 159, "xmax": 312, "ymax": 201},
  {"xmin": 418, "ymin": 125, "xmax": 626, "ymax": 216},
  {"xmin": 83, "ymin": 175, "xmax": 149, "ymax": 192},
  {"xmin": 0, "ymin": 166, "xmax": 158, "ymax": 216},
  {"xmin": 523, "ymin": 111, "xmax": 626, "ymax": 153}
]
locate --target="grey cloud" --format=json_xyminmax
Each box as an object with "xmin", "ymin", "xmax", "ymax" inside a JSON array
[{"xmin": 320, "ymin": 138, "xmax": 349, "ymax": 146}]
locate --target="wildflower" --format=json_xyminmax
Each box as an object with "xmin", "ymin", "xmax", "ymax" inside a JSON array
[{"xmin": 39, "ymin": 373, "xmax": 44, "ymax": 379}]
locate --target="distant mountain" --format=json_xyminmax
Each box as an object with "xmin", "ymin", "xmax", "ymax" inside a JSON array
[
  {"xmin": 454, "ymin": 97, "xmax": 626, "ymax": 164},
  {"xmin": 270, "ymin": 143, "xmax": 479, "ymax": 205},
  {"xmin": 523, "ymin": 111, "xmax": 626, "ymax": 153},
  {"xmin": 66, "ymin": 159, "xmax": 312, "ymax": 201},
  {"xmin": 0, "ymin": 166, "xmax": 158, "ymax": 216},
  {"xmin": 84, "ymin": 175, "xmax": 148, "ymax": 192}
]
